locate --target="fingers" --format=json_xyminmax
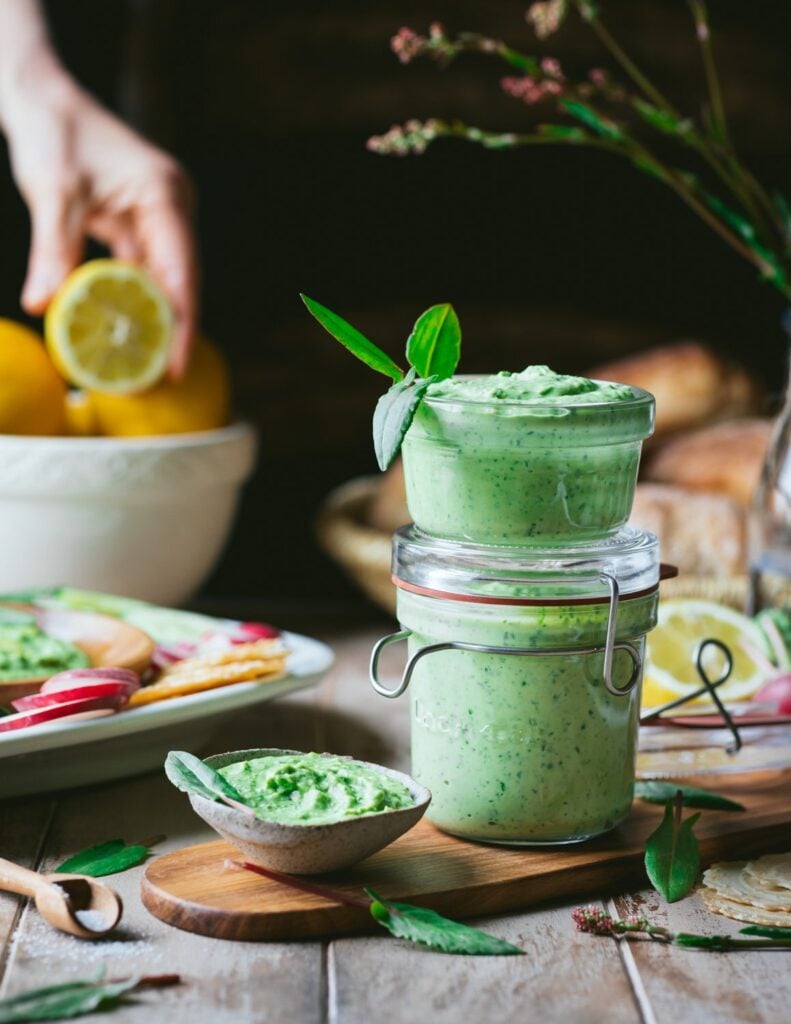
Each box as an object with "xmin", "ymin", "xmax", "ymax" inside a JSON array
[
  {"xmin": 135, "ymin": 164, "xmax": 199, "ymax": 380},
  {"xmin": 21, "ymin": 180, "xmax": 87, "ymax": 314}
]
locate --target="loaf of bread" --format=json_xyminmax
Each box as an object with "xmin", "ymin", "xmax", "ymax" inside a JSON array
[
  {"xmin": 368, "ymin": 457, "xmax": 409, "ymax": 533},
  {"xmin": 629, "ymin": 483, "xmax": 746, "ymax": 575},
  {"xmin": 643, "ymin": 418, "xmax": 771, "ymax": 506},
  {"xmin": 588, "ymin": 342, "xmax": 763, "ymax": 439}
]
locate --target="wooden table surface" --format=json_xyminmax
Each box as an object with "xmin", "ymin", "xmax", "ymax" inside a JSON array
[{"xmin": 2, "ymin": 611, "xmax": 790, "ymax": 1023}]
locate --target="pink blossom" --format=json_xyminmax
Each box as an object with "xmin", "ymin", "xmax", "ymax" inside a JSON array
[
  {"xmin": 572, "ymin": 906, "xmax": 616, "ymax": 936},
  {"xmin": 589, "ymin": 67, "xmax": 608, "ymax": 87},
  {"xmin": 540, "ymin": 57, "xmax": 564, "ymax": 80},
  {"xmin": 525, "ymin": 0, "xmax": 567, "ymax": 40},
  {"xmin": 390, "ymin": 26, "xmax": 426, "ymax": 64},
  {"xmin": 501, "ymin": 75, "xmax": 563, "ymax": 105}
]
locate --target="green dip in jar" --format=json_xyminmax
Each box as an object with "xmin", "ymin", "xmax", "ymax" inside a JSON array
[
  {"xmin": 401, "ymin": 366, "xmax": 654, "ymax": 546},
  {"xmin": 384, "ymin": 526, "xmax": 659, "ymax": 844}
]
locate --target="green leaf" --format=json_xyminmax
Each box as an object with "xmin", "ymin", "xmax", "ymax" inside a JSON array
[
  {"xmin": 55, "ymin": 839, "xmax": 152, "ymax": 878},
  {"xmin": 164, "ymin": 751, "xmax": 250, "ymax": 811},
  {"xmin": 644, "ymin": 797, "xmax": 701, "ymax": 903},
  {"xmin": 405, "ymin": 303, "xmax": 461, "ymax": 380},
  {"xmin": 301, "ymin": 294, "xmax": 404, "ymax": 382},
  {"xmin": 635, "ymin": 781, "xmax": 745, "ymax": 812},
  {"xmin": 633, "ymin": 100, "xmax": 694, "ymax": 138},
  {"xmin": 372, "ymin": 368, "xmax": 436, "ymax": 471},
  {"xmin": 741, "ymin": 924, "xmax": 791, "ymax": 939},
  {"xmin": 537, "ymin": 124, "xmax": 588, "ymax": 141},
  {"xmin": 366, "ymin": 888, "xmax": 523, "ymax": 955},
  {"xmin": 561, "ymin": 100, "xmax": 623, "ymax": 141},
  {"xmin": 0, "ymin": 976, "xmax": 139, "ymax": 1023}
]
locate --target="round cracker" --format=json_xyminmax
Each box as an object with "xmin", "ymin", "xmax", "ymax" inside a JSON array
[
  {"xmin": 744, "ymin": 853, "xmax": 791, "ymax": 893},
  {"xmin": 703, "ymin": 862, "xmax": 791, "ymax": 911},
  {"xmin": 701, "ymin": 886, "xmax": 791, "ymax": 927}
]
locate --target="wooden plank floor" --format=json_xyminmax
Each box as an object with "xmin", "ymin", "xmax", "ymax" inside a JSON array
[{"xmin": 1, "ymin": 612, "xmax": 789, "ymax": 1023}]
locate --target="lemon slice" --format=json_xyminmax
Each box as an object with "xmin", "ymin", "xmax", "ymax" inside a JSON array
[
  {"xmin": 642, "ymin": 599, "xmax": 768, "ymax": 709},
  {"xmin": 46, "ymin": 260, "xmax": 173, "ymax": 394}
]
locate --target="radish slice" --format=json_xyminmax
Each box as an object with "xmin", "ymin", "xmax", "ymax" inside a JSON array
[
  {"xmin": 0, "ymin": 695, "xmax": 124, "ymax": 733},
  {"xmin": 42, "ymin": 668, "xmax": 140, "ymax": 694},
  {"xmin": 233, "ymin": 621, "xmax": 280, "ymax": 642},
  {"xmin": 12, "ymin": 681, "xmax": 132, "ymax": 712},
  {"xmin": 754, "ymin": 673, "xmax": 791, "ymax": 715}
]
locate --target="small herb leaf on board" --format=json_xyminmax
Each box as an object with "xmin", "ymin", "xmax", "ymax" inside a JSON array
[
  {"xmin": 644, "ymin": 792, "xmax": 701, "ymax": 903},
  {"xmin": 405, "ymin": 303, "xmax": 461, "ymax": 380},
  {"xmin": 372, "ymin": 368, "xmax": 436, "ymax": 471},
  {"xmin": 164, "ymin": 751, "xmax": 252, "ymax": 813},
  {"xmin": 635, "ymin": 781, "xmax": 745, "ymax": 812},
  {"xmin": 300, "ymin": 294, "xmax": 404, "ymax": 382},
  {"xmin": 55, "ymin": 839, "xmax": 152, "ymax": 878},
  {"xmin": 365, "ymin": 888, "xmax": 524, "ymax": 955}
]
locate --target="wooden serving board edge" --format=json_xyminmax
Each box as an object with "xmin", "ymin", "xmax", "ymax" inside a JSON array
[{"xmin": 141, "ymin": 819, "xmax": 791, "ymax": 942}]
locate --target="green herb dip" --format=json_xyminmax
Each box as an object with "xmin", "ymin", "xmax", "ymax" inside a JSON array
[
  {"xmin": 218, "ymin": 753, "xmax": 414, "ymax": 825},
  {"xmin": 0, "ymin": 609, "xmax": 90, "ymax": 681},
  {"xmin": 400, "ymin": 588, "xmax": 657, "ymax": 843},
  {"xmin": 401, "ymin": 365, "xmax": 654, "ymax": 545}
]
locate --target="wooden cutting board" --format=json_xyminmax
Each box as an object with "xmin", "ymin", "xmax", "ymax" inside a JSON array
[{"xmin": 142, "ymin": 770, "xmax": 791, "ymax": 941}]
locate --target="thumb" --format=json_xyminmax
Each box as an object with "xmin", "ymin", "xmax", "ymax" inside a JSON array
[{"xmin": 21, "ymin": 186, "xmax": 86, "ymax": 314}]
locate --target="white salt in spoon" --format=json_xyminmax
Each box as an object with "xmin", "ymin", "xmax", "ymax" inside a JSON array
[{"xmin": 0, "ymin": 857, "xmax": 123, "ymax": 938}]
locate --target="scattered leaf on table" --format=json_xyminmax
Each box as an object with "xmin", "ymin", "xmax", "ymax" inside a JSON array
[
  {"xmin": 55, "ymin": 839, "xmax": 153, "ymax": 878},
  {"xmin": 0, "ymin": 975, "xmax": 140, "ymax": 1023},
  {"xmin": 365, "ymin": 888, "xmax": 524, "ymax": 956},
  {"xmin": 741, "ymin": 924, "xmax": 791, "ymax": 939},
  {"xmin": 644, "ymin": 794, "xmax": 701, "ymax": 903},
  {"xmin": 635, "ymin": 781, "xmax": 745, "ymax": 812}
]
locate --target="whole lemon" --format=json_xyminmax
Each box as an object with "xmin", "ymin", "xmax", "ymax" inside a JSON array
[
  {"xmin": 0, "ymin": 318, "xmax": 67, "ymax": 435},
  {"xmin": 90, "ymin": 338, "xmax": 231, "ymax": 436}
]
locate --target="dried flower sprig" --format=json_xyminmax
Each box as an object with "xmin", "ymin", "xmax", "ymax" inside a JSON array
[
  {"xmin": 573, "ymin": 905, "xmax": 791, "ymax": 951},
  {"xmin": 373, "ymin": 2, "xmax": 791, "ymax": 300}
]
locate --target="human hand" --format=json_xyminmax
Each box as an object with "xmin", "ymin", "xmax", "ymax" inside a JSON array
[{"xmin": 0, "ymin": 58, "xmax": 198, "ymax": 378}]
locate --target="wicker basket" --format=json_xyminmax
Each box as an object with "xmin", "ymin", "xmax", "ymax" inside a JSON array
[{"xmin": 316, "ymin": 477, "xmax": 791, "ymax": 614}]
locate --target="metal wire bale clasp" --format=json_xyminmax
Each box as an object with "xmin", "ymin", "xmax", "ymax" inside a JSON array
[{"xmin": 369, "ymin": 571, "xmax": 642, "ymax": 699}]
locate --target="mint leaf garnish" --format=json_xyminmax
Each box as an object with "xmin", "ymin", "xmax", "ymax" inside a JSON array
[
  {"xmin": 301, "ymin": 294, "xmax": 404, "ymax": 382},
  {"xmin": 366, "ymin": 887, "xmax": 523, "ymax": 955},
  {"xmin": 405, "ymin": 303, "xmax": 461, "ymax": 380},
  {"xmin": 55, "ymin": 839, "xmax": 156, "ymax": 878},
  {"xmin": 372, "ymin": 368, "xmax": 436, "ymax": 470},
  {"xmin": 164, "ymin": 751, "xmax": 253, "ymax": 814},
  {"xmin": 635, "ymin": 781, "xmax": 745, "ymax": 812},
  {"xmin": 644, "ymin": 792, "xmax": 701, "ymax": 903}
]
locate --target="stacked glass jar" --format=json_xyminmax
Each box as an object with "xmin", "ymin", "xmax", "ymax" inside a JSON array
[{"xmin": 369, "ymin": 367, "xmax": 659, "ymax": 844}]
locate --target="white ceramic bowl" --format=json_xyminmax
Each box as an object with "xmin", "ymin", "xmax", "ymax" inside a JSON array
[{"xmin": 0, "ymin": 423, "xmax": 257, "ymax": 606}]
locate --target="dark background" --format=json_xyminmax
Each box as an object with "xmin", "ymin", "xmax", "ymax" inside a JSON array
[{"xmin": 0, "ymin": 1, "xmax": 788, "ymax": 607}]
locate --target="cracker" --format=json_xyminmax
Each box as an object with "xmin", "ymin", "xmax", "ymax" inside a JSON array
[
  {"xmin": 128, "ymin": 659, "xmax": 286, "ymax": 706},
  {"xmin": 744, "ymin": 853, "xmax": 791, "ymax": 893},
  {"xmin": 164, "ymin": 639, "xmax": 286, "ymax": 677},
  {"xmin": 703, "ymin": 862, "xmax": 791, "ymax": 911},
  {"xmin": 701, "ymin": 886, "xmax": 791, "ymax": 927}
]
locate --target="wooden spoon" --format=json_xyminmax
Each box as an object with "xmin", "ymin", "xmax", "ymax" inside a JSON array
[{"xmin": 0, "ymin": 857, "xmax": 123, "ymax": 938}]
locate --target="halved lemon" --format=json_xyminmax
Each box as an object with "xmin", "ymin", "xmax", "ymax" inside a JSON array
[
  {"xmin": 642, "ymin": 599, "xmax": 769, "ymax": 709},
  {"xmin": 45, "ymin": 260, "xmax": 173, "ymax": 394}
]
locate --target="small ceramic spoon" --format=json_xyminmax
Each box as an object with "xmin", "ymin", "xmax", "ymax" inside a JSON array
[{"xmin": 0, "ymin": 857, "xmax": 123, "ymax": 938}]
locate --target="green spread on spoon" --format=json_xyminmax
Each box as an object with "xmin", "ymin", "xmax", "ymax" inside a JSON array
[
  {"xmin": 218, "ymin": 753, "xmax": 414, "ymax": 825},
  {"xmin": 0, "ymin": 609, "xmax": 90, "ymax": 681}
]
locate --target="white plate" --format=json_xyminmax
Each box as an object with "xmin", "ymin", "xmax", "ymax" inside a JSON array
[{"xmin": 0, "ymin": 631, "xmax": 333, "ymax": 798}]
